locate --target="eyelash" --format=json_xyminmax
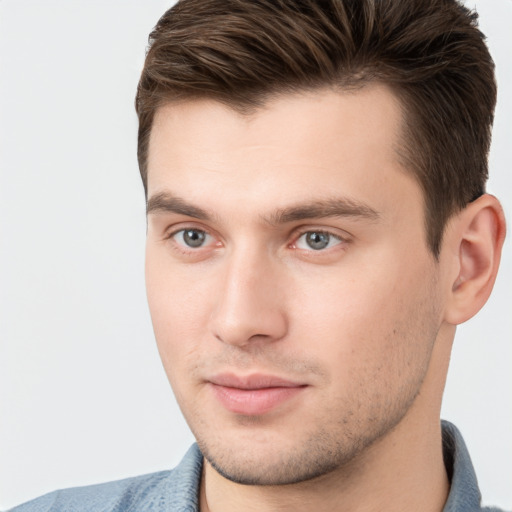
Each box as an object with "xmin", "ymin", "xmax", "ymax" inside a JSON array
[
  {"xmin": 291, "ymin": 230, "xmax": 345, "ymax": 251},
  {"xmin": 166, "ymin": 227, "xmax": 218, "ymax": 255},
  {"xmin": 165, "ymin": 226, "xmax": 350, "ymax": 256}
]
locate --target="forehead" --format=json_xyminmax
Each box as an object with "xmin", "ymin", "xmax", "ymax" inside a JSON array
[
  {"xmin": 149, "ymin": 85, "xmax": 404, "ymax": 160},
  {"xmin": 146, "ymin": 85, "xmax": 417, "ymax": 220}
]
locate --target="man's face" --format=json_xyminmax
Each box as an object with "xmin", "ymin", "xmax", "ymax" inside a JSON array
[{"xmin": 145, "ymin": 86, "xmax": 446, "ymax": 485}]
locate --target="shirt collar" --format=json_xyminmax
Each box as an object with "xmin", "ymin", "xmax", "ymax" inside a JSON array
[{"xmin": 441, "ymin": 420, "xmax": 483, "ymax": 511}]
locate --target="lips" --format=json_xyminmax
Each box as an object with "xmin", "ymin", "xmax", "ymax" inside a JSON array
[{"xmin": 208, "ymin": 374, "xmax": 307, "ymax": 415}]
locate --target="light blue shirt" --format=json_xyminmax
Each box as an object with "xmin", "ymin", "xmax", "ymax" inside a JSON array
[{"xmin": 9, "ymin": 421, "xmax": 507, "ymax": 511}]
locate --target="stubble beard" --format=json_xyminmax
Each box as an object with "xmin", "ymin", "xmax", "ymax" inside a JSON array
[
  {"xmin": 189, "ymin": 338, "xmax": 438, "ymax": 486},
  {"xmin": 193, "ymin": 381, "xmax": 425, "ymax": 487}
]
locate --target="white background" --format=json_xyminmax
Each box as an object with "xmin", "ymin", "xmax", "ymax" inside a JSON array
[{"xmin": 0, "ymin": 1, "xmax": 510, "ymax": 509}]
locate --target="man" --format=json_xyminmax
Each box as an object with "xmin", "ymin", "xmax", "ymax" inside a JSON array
[{"xmin": 10, "ymin": 0, "xmax": 508, "ymax": 511}]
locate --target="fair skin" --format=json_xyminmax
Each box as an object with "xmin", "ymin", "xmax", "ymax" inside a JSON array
[{"xmin": 145, "ymin": 85, "xmax": 505, "ymax": 512}]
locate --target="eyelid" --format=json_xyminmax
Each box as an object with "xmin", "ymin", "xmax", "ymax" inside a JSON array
[
  {"xmin": 290, "ymin": 226, "xmax": 351, "ymax": 247},
  {"xmin": 164, "ymin": 223, "xmax": 222, "ymax": 255},
  {"xmin": 161, "ymin": 222, "xmax": 351, "ymax": 255},
  {"xmin": 295, "ymin": 232, "xmax": 341, "ymax": 251},
  {"xmin": 164, "ymin": 221, "xmax": 214, "ymax": 240},
  {"xmin": 173, "ymin": 228, "xmax": 212, "ymax": 247}
]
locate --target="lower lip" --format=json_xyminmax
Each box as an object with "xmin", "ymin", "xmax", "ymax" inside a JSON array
[{"xmin": 210, "ymin": 384, "xmax": 306, "ymax": 415}]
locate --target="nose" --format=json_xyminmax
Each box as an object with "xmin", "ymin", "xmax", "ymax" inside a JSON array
[{"xmin": 209, "ymin": 250, "xmax": 288, "ymax": 348}]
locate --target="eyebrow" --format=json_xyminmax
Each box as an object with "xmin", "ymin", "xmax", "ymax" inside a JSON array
[
  {"xmin": 146, "ymin": 192, "xmax": 380, "ymax": 224},
  {"xmin": 266, "ymin": 198, "xmax": 380, "ymax": 225},
  {"xmin": 147, "ymin": 192, "xmax": 212, "ymax": 220}
]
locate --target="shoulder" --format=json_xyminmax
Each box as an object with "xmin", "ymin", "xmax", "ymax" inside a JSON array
[
  {"xmin": 9, "ymin": 471, "xmax": 171, "ymax": 512},
  {"xmin": 8, "ymin": 445, "xmax": 203, "ymax": 512}
]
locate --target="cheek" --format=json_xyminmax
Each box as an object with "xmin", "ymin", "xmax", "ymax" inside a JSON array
[
  {"xmin": 145, "ymin": 251, "xmax": 215, "ymax": 375},
  {"xmin": 146, "ymin": 243, "xmax": 213, "ymax": 320},
  {"xmin": 291, "ymin": 265, "xmax": 397, "ymax": 340},
  {"xmin": 289, "ymin": 258, "xmax": 438, "ymax": 380}
]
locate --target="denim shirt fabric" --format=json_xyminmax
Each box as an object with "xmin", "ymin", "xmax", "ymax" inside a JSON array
[
  {"xmin": 9, "ymin": 421, "xmax": 507, "ymax": 512},
  {"xmin": 9, "ymin": 444, "xmax": 203, "ymax": 512},
  {"xmin": 441, "ymin": 421, "xmax": 504, "ymax": 512}
]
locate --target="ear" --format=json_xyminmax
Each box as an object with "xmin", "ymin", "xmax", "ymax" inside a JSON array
[{"xmin": 444, "ymin": 194, "xmax": 506, "ymax": 325}]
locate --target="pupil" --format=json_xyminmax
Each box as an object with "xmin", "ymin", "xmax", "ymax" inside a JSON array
[
  {"xmin": 184, "ymin": 230, "xmax": 205, "ymax": 247},
  {"xmin": 307, "ymin": 232, "xmax": 329, "ymax": 250}
]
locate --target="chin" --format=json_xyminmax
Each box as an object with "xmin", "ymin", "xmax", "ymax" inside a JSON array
[{"xmin": 195, "ymin": 424, "xmax": 377, "ymax": 486}]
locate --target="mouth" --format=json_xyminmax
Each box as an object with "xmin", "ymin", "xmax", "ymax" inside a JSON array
[{"xmin": 207, "ymin": 373, "xmax": 308, "ymax": 416}]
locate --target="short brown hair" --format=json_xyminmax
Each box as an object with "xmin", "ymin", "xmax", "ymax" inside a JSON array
[{"xmin": 136, "ymin": 0, "xmax": 496, "ymax": 256}]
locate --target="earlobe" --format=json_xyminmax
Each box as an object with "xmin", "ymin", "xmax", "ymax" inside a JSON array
[{"xmin": 444, "ymin": 194, "xmax": 506, "ymax": 325}]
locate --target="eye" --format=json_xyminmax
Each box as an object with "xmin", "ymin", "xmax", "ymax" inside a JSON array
[
  {"xmin": 294, "ymin": 231, "xmax": 342, "ymax": 251},
  {"xmin": 172, "ymin": 228, "xmax": 213, "ymax": 248}
]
